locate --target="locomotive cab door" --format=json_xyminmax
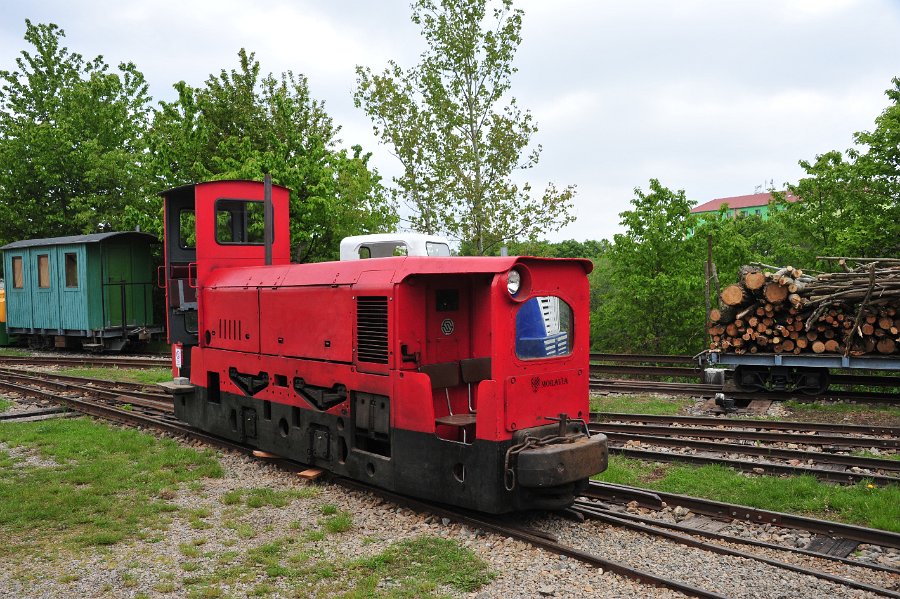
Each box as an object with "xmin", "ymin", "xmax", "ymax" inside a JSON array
[
  {"xmin": 162, "ymin": 186, "xmax": 199, "ymax": 375},
  {"xmin": 421, "ymin": 276, "xmax": 483, "ymax": 443}
]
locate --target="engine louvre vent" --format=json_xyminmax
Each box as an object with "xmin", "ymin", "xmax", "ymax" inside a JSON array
[
  {"xmin": 356, "ymin": 296, "xmax": 388, "ymax": 364},
  {"xmin": 219, "ymin": 318, "xmax": 242, "ymax": 340}
]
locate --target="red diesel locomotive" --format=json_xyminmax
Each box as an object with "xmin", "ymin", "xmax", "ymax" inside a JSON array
[{"xmin": 161, "ymin": 179, "xmax": 607, "ymax": 513}]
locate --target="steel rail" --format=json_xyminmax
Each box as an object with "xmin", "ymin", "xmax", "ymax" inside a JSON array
[
  {"xmin": 605, "ymin": 432, "xmax": 900, "ymax": 474},
  {"xmin": 589, "ymin": 364, "xmax": 900, "ymax": 387},
  {"xmin": 590, "ymin": 412, "xmax": 899, "ymax": 436},
  {"xmin": 575, "ymin": 504, "xmax": 900, "ymax": 598},
  {"xmin": 0, "ymin": 355, "xmax": 167, "ymax": 369},
  {"xmin": 0, "ymin": 370, "xmax": 174, "ymax": 413},
  {"xmin": 0, "ymin": 367, "xmax": 172, "ymax": 400},
  {"xmin": 576, "ymin": 500, "xmax": 900, "ymax": 576},
  {"xmin": 589, "ymin": 364, "xmax": 703, "ymax": 378},
  {"xmin": 590, "ymin": 378, "xmax": 900, "ymax": 402},
  {"xmin": 589, "ymin": 353, "xmax": 698, "ymax": 364},
  {"xmin": 586, "ymin": 481, "xmax": 900, "ymax": 549},
  {"xmin": 0, "ymin": 378, "xmax": 245, "ymax": 453},
  {"xmin": 609, "ymin": 445, "xmax": 899, "ymax": 486},
  {"xmin": 590, "ymin": 422, "xmax": 899, "ymax": 449},
  {"xmin": 0, "ymin": 407, "xmax": 70, "ymax": 421}
]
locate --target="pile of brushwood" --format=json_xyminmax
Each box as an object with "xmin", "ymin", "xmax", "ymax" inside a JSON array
[{"xmin": 708, "ymin": 258, "xmax": 899, "ymax": 356}]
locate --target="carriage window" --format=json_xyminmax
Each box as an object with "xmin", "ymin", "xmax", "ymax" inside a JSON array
[
  {"xmin": 215, "ymin": 199, "xmax": 266, "ymax": 244},
  {"xmin": 515, "ymin": 296, "xmax": 573, "ymax": 359},
  {"xmin": 12, "ymin": 257, "xmax": 23, "ymax": 289},
  {"xmin": 358, "ymin": 246, "xmax": 371, "ymax": 259},
  {"xmin": 426, "ymin": 242, "xmax": 451, "ymax": 256},
  {"xmin": 37, "ymin": 254, "xmax": 50, "ymax": 289},
  {"xmin": 179, "ymin": 209, "xmax": 196, "ymax": 249},
  {"xmin": 65, "ymin": 253, "xmax": 78, "ymax": 288}
]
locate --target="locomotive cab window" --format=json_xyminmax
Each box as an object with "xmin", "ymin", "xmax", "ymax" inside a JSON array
[
  {"xmin": 215, "ymin": 199, "xmax": 266, "ymax": 245},
  {"xmin": 37, "ymin": 254, "xmax": 50, "ymax": 289},
  {"xmin": 12, "ymin": 256, "xmax": 23, "ymax": 289},
  {"xmin": 515, "ymin": 296, "xmax": 573, "ymax": 359},
  {"xmin": 179, "ymin": 209, "xmax": 196, "ymax": 249}
]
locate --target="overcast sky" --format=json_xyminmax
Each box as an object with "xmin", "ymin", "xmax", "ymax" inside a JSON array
[{"xmin": 2, "ymin": 0, "xmax": 898, "ymax": 242}]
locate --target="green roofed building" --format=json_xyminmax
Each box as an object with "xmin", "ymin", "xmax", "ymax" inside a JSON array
[{"xmin": 691, "ymin": 191, "xmax": 798, "ymax": 221}]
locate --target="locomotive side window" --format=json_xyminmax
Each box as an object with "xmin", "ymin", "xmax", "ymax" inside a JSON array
[
  {"xmin": 65, "ymin": 253, "xmax": 78, "ymax": 288},
  {"xmin": 12, "ymin": 256, "xmax": 23, "ymax": 289},
  {"xmin": 179, "ymin": 209, "xmax": 196, "ymax": 249},
  {"xmin": 215, "ymin": 199, "xmax": 266, "ymax": 245},
  {"xmin": 37, "ymin": 254, "xmax": 50, "ymax": 289},
  {"xmin": 515, "ymin": 296, "xmax": 573, "ymax": 359}
]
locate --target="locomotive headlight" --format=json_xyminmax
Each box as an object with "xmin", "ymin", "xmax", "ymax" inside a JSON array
[{"xmin": 506, "ymin": 269, "xmax": 521, "ymax": 296}]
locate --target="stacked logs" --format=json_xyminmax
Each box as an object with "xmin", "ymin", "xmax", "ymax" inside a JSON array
[{"xmin": 708, "ymin": 261, "xmax": 899, "ymax": 356}]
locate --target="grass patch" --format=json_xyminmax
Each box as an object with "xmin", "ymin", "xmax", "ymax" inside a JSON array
[
  {"xmin": 595, "ymin": 455, "xmax": 900, "ymax": 531},
  {"xmin": 0, "ymin": 398, "xmax": 11, "ymax": 412},
  {"xmin": 214, "ymin": 535, "xmax": 494, "ymax": 596},
  {"xmin": 852, "ymin": 450, "xmax": 900, "ymax": 462},
  {"xmin": 591, "ymin": 394, "xmax": 692, "ymax": 415},
  {"xmin": 322, "ymin": 512, "xmax": 353, "ymax": 534},
  {"xmin": 180, "ymin": 543, "xmax": 202, "ymax": 558},
  {"xmin": 0, "ymin": 417, "xmax": 223, "ymax": 558},
  {"xmin": 345, "ymin": 536, "xmax": 495, "ymax": 596},
  {"xmin": 56, "ymin": 367, "xmax": 173, "ymax": 385},
  {"xmin": 0, "ymin": 348, "xmax": 29, "ymax": 357},
  {"xmin": 784, "ymin": 400, "xmax": 900, "ymax": 418},
  {"xmin": 153, "ymin": 581, "xmax": 177, "ymax": 593}
]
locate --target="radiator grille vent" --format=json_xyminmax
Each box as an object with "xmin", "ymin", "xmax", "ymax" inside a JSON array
[
  {"xmin": 356, "ymin": 296, "xmax": 388, "ymax": 364},
  {"xmin": 219, "ymin": 318, "xmax": 242, "ymax": 341}
]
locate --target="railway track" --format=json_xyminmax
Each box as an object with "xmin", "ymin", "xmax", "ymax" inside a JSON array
[
  {"xmin": 576, "ymin": 483, "xmax": 900, "ymax": 597},
  {"xmin": 3, "ymin": 366, "xmax": 897, "ymax": 485},
  {"xmin": 591, "ymin": 412, "xmax": 900, "ymax": 485},
  {"xmin": 3, "ymin": 371, "xmax": 899, "ymax": 597},
  {"xmin": 0, "ymin": 354, "xmax": 168, "ymax": 369},
  {"xmin": 590, "ymin": 377, "xmax": 900, "ymax": 402}
]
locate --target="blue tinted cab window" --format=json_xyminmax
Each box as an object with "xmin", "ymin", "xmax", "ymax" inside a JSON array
[{"xmin": 515, "ymin": 296, "xmax": 573, "ymax": 359}]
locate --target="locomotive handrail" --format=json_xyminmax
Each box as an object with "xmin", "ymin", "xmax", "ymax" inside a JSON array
[{"xmin": 188, "ymin": 262, "xmax": 198, "ymax": 289}]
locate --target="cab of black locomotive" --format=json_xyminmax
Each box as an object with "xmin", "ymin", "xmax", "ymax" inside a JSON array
[{"xmin": 161, "ymin": 179, "xmax": 608, "ymax": 513}]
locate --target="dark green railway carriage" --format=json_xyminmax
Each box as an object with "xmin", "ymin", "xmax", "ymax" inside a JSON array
[{"xmin": 0, "ymin": 232, "xmax": 162, "ymax": 351}]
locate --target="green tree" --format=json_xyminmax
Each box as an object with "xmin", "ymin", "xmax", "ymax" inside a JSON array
[
  {"xmin": 769, "ymin": 77, "xmax": 900, "ymax": 264},
  {"xmin": 503, "ymin": 238, "xmax": 607, "ymax": 260},
  {"xmin": 150, "ymin": 50, "xmax": 396, "ymax": 262},
  {"xmin": 0, "ymin": 20, "xmax": 153, "ymax": 243},
  {"xmin": 593, "ymin": 180, "xmax": 704, "ymax": 354},
  {"xmin": 355, "ymin": 0, "xmax": 575, "ymax": 255}
]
